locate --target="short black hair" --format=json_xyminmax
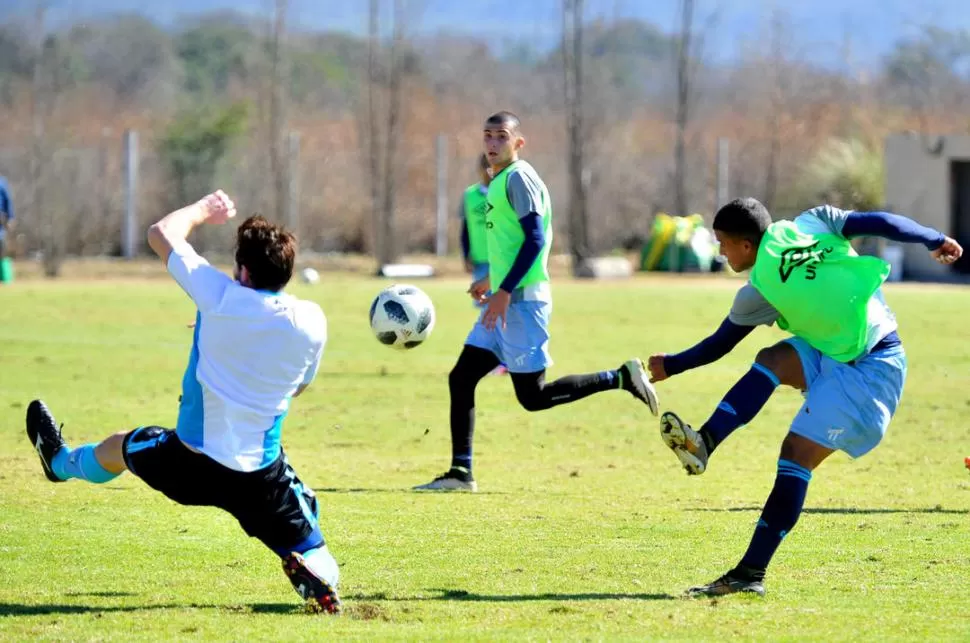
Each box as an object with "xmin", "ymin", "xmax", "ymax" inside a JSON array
[
  {"xmin": 485, "ymin": 110, "xmax": 521, "ymax": 132},
  {"xmin": 713, "ymin": 197, "xmax": 772, "ymax": 244}
]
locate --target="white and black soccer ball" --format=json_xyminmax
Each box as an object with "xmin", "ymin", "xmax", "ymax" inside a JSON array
[{"xmin": 369, "ymin": 284, "xmax": 436, "ymax": 350}]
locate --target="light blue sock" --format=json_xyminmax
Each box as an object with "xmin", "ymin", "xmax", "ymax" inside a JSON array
[{"xmin": 51, "ymin": 444, "xmax": 121, "ymax": 483}]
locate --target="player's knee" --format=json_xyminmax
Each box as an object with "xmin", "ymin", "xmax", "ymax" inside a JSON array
[
  {"xmin": 516, "ymin": 393, "xmax": 545, "ymax": 412},
  {"xmin": 755, "ymin": 344, "xmax": 802, "ymax": 389},
  {"xmin": 448, "ymin": 363, "xmax": 474, "ymax": 394},
  {"xmin": 512, "ymin": 382, "xmax": 547, "ymax": 412},
  {"xmin": 754, "ymin": 345, "xmax": 783, "ymax": 372}
]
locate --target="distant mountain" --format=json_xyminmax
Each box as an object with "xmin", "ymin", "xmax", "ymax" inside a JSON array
[{"xmin": 7, "ymin": 0, "xmax": 970, "ymax": 69}]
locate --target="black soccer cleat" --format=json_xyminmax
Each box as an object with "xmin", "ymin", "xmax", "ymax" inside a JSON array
[
  {"xmin": 412, "ymin": 466, "xmax": 478, "ymax": 492},
  {"xmin": 684, "ymin": 566, "xmax": 766, "ymax": 598},
  {"xmin": 282, "ymin": 552, "xmax": 343, "ymax": 614},
  {"xmin": 25, "ymin": 399, "xmax": 66, "ymax": 483}
]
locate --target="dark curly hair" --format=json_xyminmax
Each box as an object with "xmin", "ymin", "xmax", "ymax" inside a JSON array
[{"xmin": 234, "ymin": 215, "xmax": 296, "ymax": 292}]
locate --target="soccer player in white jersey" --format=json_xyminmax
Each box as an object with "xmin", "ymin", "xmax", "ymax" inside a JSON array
[{"xmin": 25, "ymin": 191, "xmax": 341, "ymax": 614}]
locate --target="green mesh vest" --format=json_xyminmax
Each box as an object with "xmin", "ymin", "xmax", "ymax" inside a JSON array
[
  {"xmin": 486, "ymin": 160, "xmax": 553, "ymax": 289},
  {"xmin": 463, "ymin": 184, "xmax": 489, "ymax": 264},
  {"xmin": 749, "ymin": 220, "xmax": 891, "ymax": 362}
]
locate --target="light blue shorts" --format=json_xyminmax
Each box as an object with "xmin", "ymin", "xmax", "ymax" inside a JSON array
[
  {"xmin": 471, "ymin": 263, "xmax": 489, "ymax": 309},
  {"xmin": 786, "ymin": 337, "xmax": 907, "ymax": 458},
  {"xmin": 465, "ymin": 298, "xmax": 552, "ymax": 373}
]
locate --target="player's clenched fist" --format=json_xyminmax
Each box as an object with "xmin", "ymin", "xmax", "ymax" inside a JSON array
[
  {"xmin": 931, "ymin": 236, "xmax": 963, "ymax": 265},
  {"xmin": 199, "ymin": 189, "xmax": 237, "ymax": 225},
  {"xmin": 647, "ymin": 354, "xmax": 668, "ymax": 383}
]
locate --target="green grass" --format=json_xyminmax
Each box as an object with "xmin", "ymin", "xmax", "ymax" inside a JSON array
[{"xmin": 1, "ymin": 274, "xmax": 969, "ymax": 641}]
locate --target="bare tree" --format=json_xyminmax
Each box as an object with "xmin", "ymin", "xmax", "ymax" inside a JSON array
[
  {"xmin": 268, "ymin": 0, "xmax": 289, "ymax": 221},
  {"xmin": 362, "ymin": 0, "xmax": 409, "ymax": 267},
  {"xmin": 562, "ymin": 0, "xmax": 590, "ymax": 273},
  {"xmin": 380, "ymin": 0, "xmax": 405, "ymax": 266},
  {"xmin": 673, "ymin": 0, "xmax": 694, "ymax": 219},
  {"xmin": 28, "ymin": 1, "xmax": 57, "ymax": 275},
  {"xmin": 762, "ymin": 9, "xmax": 787, "ymax": 211},
  {"xmin": 366, "ymin": 0, "xmax": 382, "ymax": 259}
]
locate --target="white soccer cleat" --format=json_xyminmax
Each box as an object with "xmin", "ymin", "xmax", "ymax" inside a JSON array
[
  {"xmin": 412, "ymin": 468, "xmax": 478, "ymax": 492},
  {"xmin": 660, "ymin": 411, "xmax": 708, "ymax": 475},
  {"xmin": 622, "ymin": 358, "xmax": 659, "ymax": 416}
]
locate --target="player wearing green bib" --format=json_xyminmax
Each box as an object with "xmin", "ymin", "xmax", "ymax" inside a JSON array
[
  {"xmin": 460, "ymin": 154, "xmax": 493, "ymax": 292},
  {"xmin": 459, "ymin": 154, "xmax": 507, "ymax": 374},
  {"xmin": 646, "ymin": 198, "xmax": 962, "ymax": 597},
  {"xmin": 414, "ymin": 111, "xmax": 659, "ymax": 492}
]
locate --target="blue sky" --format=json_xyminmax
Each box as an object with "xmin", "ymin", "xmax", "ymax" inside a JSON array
[{"xmin": 9, "ymin": 0, "xmax": 970, "ymax": 69}]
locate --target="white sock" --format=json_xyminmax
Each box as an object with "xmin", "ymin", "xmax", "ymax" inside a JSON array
[{"xmin": 303, "ymin": 546, "xmax": 340, "ymax": 589}]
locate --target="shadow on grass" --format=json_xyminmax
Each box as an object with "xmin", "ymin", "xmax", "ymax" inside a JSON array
[
  {"xmin": 1, "ymin": 589, "xmax": 676, "ymax": 617},
  {"xmin": 62, "ymin": 591, "xmax": 137, "ymax": 598},
  {"xmin": 686, "ymin": 506, "xmax": 968, "ymax": 515},
  {"xmin": 317, "ymin": 487, "xmax": 511, "ymax": 496},
  {"xmin": 0, "ymin": 602, "xmax": 300, "ymax": 617},
  {"xmin": 347, "ymin": 589, "xmax": 677, "ymax": 602}
]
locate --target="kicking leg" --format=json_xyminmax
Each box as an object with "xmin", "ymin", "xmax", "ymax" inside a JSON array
[
  {"xmin": 413, "ymin": 345, "xmax": 498, "ymax": 491},
  {"xmin": 686, "ymin": 432, "xmax": 833, "ymax": 597},
  {"xmin": 25, "ymin": 400, "xmax": 124, "ymax": 484},
  {"xmin": 508, "ymin": 361, "xmax": 658, "ymax": 414},
  {"xmin": 269, "ymin": 466, "xmax": 341, "ymax": 614},
  {"xmin": 661, "ymin": 340, "xmax": 809, "ymax": 475}
]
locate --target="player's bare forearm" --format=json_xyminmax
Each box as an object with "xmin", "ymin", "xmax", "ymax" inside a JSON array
[
  {"xmin": 147, "ymin": 191, "xmax": 236, "ymax": 263},
  {"xmin": 147, "ymin": 202, "xmax": 209, "ymax": 263}
]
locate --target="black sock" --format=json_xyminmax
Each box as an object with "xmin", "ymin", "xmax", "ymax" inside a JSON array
[
  {"xmin": 449, "ymin": 346, "xmax": 500, "ymax": 472},
  {"xmin": 738, "ymin": 459, "xmax": 812, "ymax": 572},
  {"xmin": 699, "ymin": 364, "xmax": 779, "ymax": 454},
  {"xmin": 511, "ymin": 370, "xmax": 618, "ymax": 412}
]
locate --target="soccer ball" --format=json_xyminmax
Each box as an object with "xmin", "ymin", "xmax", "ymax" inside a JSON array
[
  {"xmin": 369, "ymin": 284, "xmax": 435, "ymax": 349},
  {"xmin": 300, "ymin": 267, "xmax": 319, "ymax": 284}
]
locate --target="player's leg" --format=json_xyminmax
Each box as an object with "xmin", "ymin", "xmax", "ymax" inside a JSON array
[
  {"xmin": 509, "ymin": 363, "xmax": 653, "ymax": 412},
  {"xmin": 686, "ymin": 344, "xmax": 906, "ymax": 597},
  {"xmin": 25, "ymin": 400, "xmax": 125, "ymax": 484},
  {"xmin": 413, "ymin": 344, "xmax": 499, "ymax": 491},
  {"xmin": 233, "ymin": 455, "xmax": 340, "ymax": 613},
  {"xmin": 685, "ymin": 432, "xmax": 833, "ymax": 598},
  {"xmin": 0, "ymin": 234, "xmax": 8, "ymax": 285},
  {"xmin": 661, "ymin": 338, "xmax": 818, "ymax": 475},
  {"xmin": 502, "ymin": 300, "xmax": 658, "ymax": 414}
]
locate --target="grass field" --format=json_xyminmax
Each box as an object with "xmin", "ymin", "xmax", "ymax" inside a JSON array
[{"xmin": 1, "ymin": 273, "xmax": 969, "ymax": 641}]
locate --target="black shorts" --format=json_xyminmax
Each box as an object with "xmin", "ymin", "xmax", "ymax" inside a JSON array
[{"xmin": 122, "ymin": 426, "xmax": 324, "ymax": 555}]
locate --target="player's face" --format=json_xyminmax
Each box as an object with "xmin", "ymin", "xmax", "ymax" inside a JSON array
[
  {"xmin": 483, "ymin": 124, "xmax": 523, "ymax": 169},
  {"xmin": 715, "ymin": 230, "xmax": 756, "ymax": 272}
]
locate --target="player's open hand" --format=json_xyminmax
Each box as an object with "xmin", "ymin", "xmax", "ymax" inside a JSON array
[
  {"xmin": 482, "ymin": 289, "xmax": 510, "ymax": 331},
  {"xmin": 468, "ymin": 276, "xmax": 490, "ymax": 304},
  {"xmin": 931, "ymin": 236, "xmax": 963, "ymax": 264},
  {"xmin": 199, "ymin": 190, "xmax": 237, "ymax": 225},
  {"xmin": 647, "ymin": 354, "xmax": 669, "ymax": 383}
]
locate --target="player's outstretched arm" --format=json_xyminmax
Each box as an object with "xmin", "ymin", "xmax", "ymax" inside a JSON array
[
  {"xmin": 842, "ymin": 211, "xmax": 963, "ymax": 263},
  {"xmin": 147, "ymin": 190, "xmax": 236, "ymax": 263},
  {"xmin": 647, "ymin": 317, "xmax": 754, "ymax": 383}
]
